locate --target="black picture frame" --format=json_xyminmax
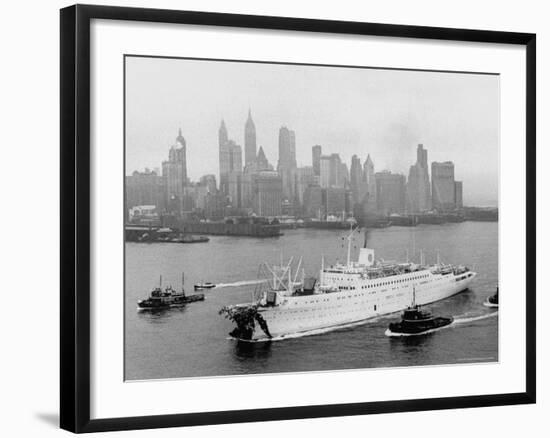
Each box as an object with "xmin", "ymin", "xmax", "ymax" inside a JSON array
[{"xmin": 60, "ymin": 4, "xmax": 536, "ymax": 433}]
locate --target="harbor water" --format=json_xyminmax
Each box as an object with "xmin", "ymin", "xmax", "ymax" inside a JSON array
[{"xmin": 125, "ymin": 221, "xmax": 498, "ymax": 380}]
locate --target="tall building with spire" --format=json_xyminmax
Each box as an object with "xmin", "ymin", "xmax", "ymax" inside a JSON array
[
  {"xmin": 219, "ymin": 119, "xmax": 228, "ymax": 147},
  {"xmin": 244, "ymin": 109, "xmax": 257, "ymax": 166},
  {"xmin": 162, "ymin": 128, "xmax": 188, "ymax": 215},
  {"xmin": 407, "ymin": 144, "xmax": 431, "ymax": 213}
]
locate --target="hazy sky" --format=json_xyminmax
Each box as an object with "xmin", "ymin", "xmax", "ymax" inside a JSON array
[{"xmin": 125, "ymin": 56, "xmax": 499, "ymax": 206}]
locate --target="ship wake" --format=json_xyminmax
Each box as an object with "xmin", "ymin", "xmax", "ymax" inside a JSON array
[
  {"xmin": 454, "ymin": 311, "xmax": 498, "ymax": 324},
  {"xmin": 228, "ymin": 314, "xmax": 398, "ymax": 343},
  {"xmin": 215, "ymin": 280, "xmax": 266, "ymax": 289}
]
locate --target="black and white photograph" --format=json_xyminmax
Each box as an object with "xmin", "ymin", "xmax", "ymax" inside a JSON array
[
  {"xmin": 1, "ymin": 0, "xmax": 545, "ymax": 435},
  {"xmin": 124, "ymin": 56, "xmax": 499, "ymax": 381}
]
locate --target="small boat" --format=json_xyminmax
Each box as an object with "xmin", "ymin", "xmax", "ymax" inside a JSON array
[
  {"xmin": 137, "ymin": 285, "xmax": 187, "ymax": 310},
  {"xmin": 484, "ymin": 286, "xmax": 499, "ymax": 308},
  {"xmin": 194, "ymin": 281, "xmax": 216, "ymax": 291},
  {"xmin": 137, "ymin": 274, "xmax": 205, "ymax": 310},
  {"xmin": 157, "ymin": 234, "xmax": 210, "ymax": 244},
  {"xmin": 386, "ymin": 287, "xmax": 453, "ymax": 336}
]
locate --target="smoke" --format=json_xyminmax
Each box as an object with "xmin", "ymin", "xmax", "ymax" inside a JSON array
[{"xmin": 378, "ymin": 121, "xmax": 420, "ymax": 174}]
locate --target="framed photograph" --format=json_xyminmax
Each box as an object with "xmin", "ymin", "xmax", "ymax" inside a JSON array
[{"xmin": 60, "ymin": 4, "xmax": 536, "ymax": 433}]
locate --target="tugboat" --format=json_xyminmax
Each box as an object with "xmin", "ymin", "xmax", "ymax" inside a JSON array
[
  {"xmin": 386, "ymin": 287, "xmax": 454, "ymax": 336},
  {"xmin": 137, "ymin": 274, "xmax": 205, "ymax": 310},
  {"xmin": 484, "ymin": 286, "xmax": 499, "ymax": 308},
  {"xmin": 194, "ymin": 281, "xmax": 216, "ymax": 291}
]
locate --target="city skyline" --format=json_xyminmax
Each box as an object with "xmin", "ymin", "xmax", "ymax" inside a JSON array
[
  {"xmin": 127, "ymin": 127, "xmax": 465, "ymax": 221},
  {"xmin": 126, "ymin": 56, "xmax": 499, "ymax": 206}
]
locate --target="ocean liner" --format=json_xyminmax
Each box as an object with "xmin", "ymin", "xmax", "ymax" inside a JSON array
[{"xmin": 220, "ymin": 228, "xmax": 476, "ymax": 341}]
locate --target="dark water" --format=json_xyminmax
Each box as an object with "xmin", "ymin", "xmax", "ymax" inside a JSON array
[{"xmin": 125, "ymin": 222, "xmax": 498, "ymax": 380}]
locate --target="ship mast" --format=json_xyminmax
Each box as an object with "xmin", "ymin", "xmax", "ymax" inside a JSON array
[
  {"xmin": 265, "ymin": 257, "xmax": 294, "ymax": 292},
  {"xmin": 321, "ymin": 255, "xmax": 325, "ymax": 285},
  {"xmin": 412, "ymin": 230, "xmax": 416, "ymax": 263},
  {"xmin": 293, "ymin": 257, "xmax": 303, "ymax": 284},
  {"xmin": 346, "ymin": 224, "xmax": 355, "ymax": 266},
  {"xmin": 288, "ymin": 265, "xmax": 292, "ymax": 293}
]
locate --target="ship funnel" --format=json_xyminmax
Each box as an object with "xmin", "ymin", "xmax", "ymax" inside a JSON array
[{"xmin": 358, "ymin": 247, "xmax": 375, "ymax": 266}]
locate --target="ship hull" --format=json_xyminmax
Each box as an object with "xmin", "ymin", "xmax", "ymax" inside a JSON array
[
  {"xmin": 137, "ymin": 303, "xmax": 185, "ymax": 311},
  {"xmin": 137, "ymin": 293, "xmax": 204, "ymax": 310},
  {"xmin": 244, "ymin": 271, "xmax": 476, "ymax": 341},
  {"xmin": 388, "ymin": 317, "xmax": 454, "ymax": 335}
]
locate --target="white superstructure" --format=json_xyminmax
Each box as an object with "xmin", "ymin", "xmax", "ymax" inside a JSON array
[{"xmin": 222, "ymin": 229, "xmax": 476, "ymax": 341}]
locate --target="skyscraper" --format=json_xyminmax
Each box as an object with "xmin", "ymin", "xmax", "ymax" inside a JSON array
[
  {"xmin": 205, "ymin": 191, "xmax": 226, "ymax": 220},
  {"xmin": 432, "ymin": 161, "xmax": 457, "ymax": 212},
  {"xmin": 339, "ymin": 162, "xmax": 349, "ymax": 188},
  {"xmin": 162, "ymin": 129, "xmax": 188, "ymax": 215},
  {"xmin": 227, "ymin": 171, "xmax": 242, "ymax": 208},
  {"xmin": 218, "ymin": 120, "xmax": 243, "ymax": 195},
  {"xmin": 225, "ymin": 140, "xmax": 243, "ymax": 206},
  {"xmin": 375, "ymin": 171, "xmax": 406, "ymax": 215},
  {"xmin": 294, "ymin": 166, "xmax": 315, "ymax": 206},
  {"xmin": 454, "ymin": 181, "xmax": 463, "ymax": 209},
  {"xmin": 125, "ymin": 168, "xmax": 165, "ymax": 220},
  {"xmin": 277, "ymin": 126, "xmax": 297, "ymax": 200},
  {"xmin": 252, "ymin": 171, "xmax": 283, "ymax": 217},
  {"xmin": 303, "ymin": 185, "xmax": 324, "ymax": 219},
  {"xmin": 289, "ymin": 130, "xmax": 296, "ymax": 167},
  {"xmin": 319, "ymin": 153, "xmax": 343, "ymax": 188},
  {"xmin": 240, "ymin": 171, "xmax": 253, "ymax": 208},
  {"xmin": 219, "ymin": 119, "xmax": 228, "ymax": 147},
  {"xmin": 256, "ymin": 146, "xmax": 271, "ymax": 171},
  {"xmin": 199, "ymin": 174, "xmax": 217, "ymax": 194},
  {"xmin": 325, "ymin": 187, "xmax": 348, "ymax": 218},
  {"xmin": 319, "ymin": 156, "xmax": 332, "ymax": 188},
  {"xmin": 219, "ymin": 120, "xmax": 230, "ymax": 193},
  {"xmin": 244, "ymin": 109, "xmax": 257, "ymax": 166},
  {"xmin": 407, "ymin": 144, "xmax": 431, "ymax": 213},
  {"xmin": 312, "ymin": 145, "xmax": 322, "ymax": 176},
  {"xmin": 227, "ymin": 140, "xmax": 242, "ymax": 173},
  {"xmin": 363, "ymin": 154, "xmax": 377, "ymax": 213},
  {"xmin": 349, "ymin": 155, "xmax": 363, "ymax": 205}
]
